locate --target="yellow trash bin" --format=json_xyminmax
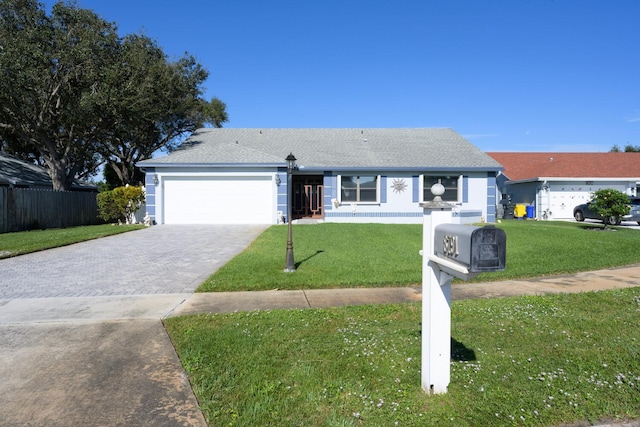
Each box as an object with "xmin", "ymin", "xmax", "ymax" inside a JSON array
[{"xmin": 514, "ymin": 204, "xmax": 526, "ymax": 219}]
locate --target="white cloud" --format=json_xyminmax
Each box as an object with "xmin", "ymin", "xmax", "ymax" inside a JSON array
[{"xmin": 625, "ymin": 111, "xmax": 640, "ymax": 123}]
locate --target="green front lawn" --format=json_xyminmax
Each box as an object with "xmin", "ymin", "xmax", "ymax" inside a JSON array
[
  {"xmin": 198, "ymin": 221, "xmax": 640, "ymax": 292},
  {"xmin": 0, "ymin": 224, "xmax": 145, "ymax": 259},
  {"xmin": 165, "ymin": 287, "xmax": 640, "ymax": 426}
]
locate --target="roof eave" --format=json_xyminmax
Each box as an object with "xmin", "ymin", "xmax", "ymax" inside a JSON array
[
  {"xmin": 304, "ymin": 166, "xmax": 503, "ymax": 172},
  {"xmin": 506, "ymin": 176, "xmax": 640, "ymax": 184},
  {"xmin": 137, "ymin": 162, "xmax": 284, "ymax": 170},
  {"xmin": 138, "ymin": 163, "xmax": 503, "ymax": 173}
]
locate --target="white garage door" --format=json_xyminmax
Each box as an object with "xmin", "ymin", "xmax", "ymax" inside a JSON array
[
  {"xmin": 548, "ymin": 183, "xmax": 625, "ymax": 220},
  {"xmin": 549, "ymin": 190, "xmax": 591, "ymax": 219},
  {"xmin": 163, "ymin": 176, "xmax": 273, "ymax": 224}
]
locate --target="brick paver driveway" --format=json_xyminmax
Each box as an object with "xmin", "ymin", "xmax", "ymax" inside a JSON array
[
  {"xmin": 0, "ymin": 224, "xmax": 268, "ymax": 426},
  {"xmin": 0, "ymin": 225, "xmax": 267, "ymax": 299}
]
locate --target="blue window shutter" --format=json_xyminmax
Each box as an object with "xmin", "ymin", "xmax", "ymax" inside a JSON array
[
  {"xmin": 324, "ymin": 172, "xmax": 335, "ymax": 206},
  {"xmin": 380, "ymin": 176, "xmax": 387, "ymax": 203},
  {"xmin": 413, "ymin": 176, "xmax": 419, "ymax": 202},
  {"xmin": 463, "ymin": 176, "xmax": 469, "ymax": 203}
]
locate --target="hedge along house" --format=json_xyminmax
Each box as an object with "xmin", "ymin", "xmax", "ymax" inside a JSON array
[
  {"xmin": 136, "ymin": 128, "xmax": 503, "ymax": 225},
  {"xmin": 487, "ymin": 152, "xmax": 640, "ymax": 221}
]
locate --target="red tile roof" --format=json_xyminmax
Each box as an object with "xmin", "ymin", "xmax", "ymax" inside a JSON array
[{"xmin": 487, "ymin": 152, "xmax": 640, "ymax": 181}]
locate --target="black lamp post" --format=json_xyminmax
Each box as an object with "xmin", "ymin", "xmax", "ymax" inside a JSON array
[{"xmin": 284, "ymin": 152, "xmax": 297, "ymax": 272}]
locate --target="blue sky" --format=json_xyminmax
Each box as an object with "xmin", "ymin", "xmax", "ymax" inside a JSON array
[{"xmin": 43, "ymin": 0, "xmax": 640, "ymax": 152}]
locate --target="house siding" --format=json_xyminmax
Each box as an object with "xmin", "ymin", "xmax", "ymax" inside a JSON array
[
  {"xmin": 485, "ymin": 172, "xmax": 497, "ymax": 223},
  {"xmin": 323, "ymin": 171, "xmax": 494, "ymax": 224},
  {"xmin": 380, "ymin": 176, "xmax": 388, "ymax": 203},
  {"xmin": 325, "ymin": 172, "xmax": 422, "ymax": 224},
  {"xmin": 463, "ymin": 175, "xmax": 469, "ymax": 203},
  {"xmin": 323, "ymin": 172, "xmax": 336, "ymax": 216},
  {"xmin": 276, "ymin": 169, "xmax": 287, "ymax": 222},
  {"xmin": 144, "ymin": 169, "xmax": 157, "ymax": 218},
  {"xmin": 144, "ymin": 168, "xmax": 497, "ymax": 225}
]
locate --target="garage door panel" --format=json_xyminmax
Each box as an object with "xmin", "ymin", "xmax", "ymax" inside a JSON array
[{"xmin": 163, "ymin": 176, "xmax": 273, "ymax": 224}]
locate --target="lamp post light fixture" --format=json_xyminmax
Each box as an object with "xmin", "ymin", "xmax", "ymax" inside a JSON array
[{"xmin": 284, "ymin": 152, "xmax": 297, "ymax": 272}]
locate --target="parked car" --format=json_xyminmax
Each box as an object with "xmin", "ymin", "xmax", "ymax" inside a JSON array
[{"xmin": 573, "ymin": 197, "xmax": 640, "ymax": 225}]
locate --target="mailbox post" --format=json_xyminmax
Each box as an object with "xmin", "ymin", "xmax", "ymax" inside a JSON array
[
  {"xmin": 420, "ymin": 183, "xmax": 455, "ymax": 394},
  {"xmin": 420, "ymin": 183, "xmax": 506, "ymax": 394}
]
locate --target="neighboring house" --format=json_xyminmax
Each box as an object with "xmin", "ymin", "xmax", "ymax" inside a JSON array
[
  {"xmin": 0, "ymin": 151, "xmax": 96, "ymax": 191},
  {"xmin": 487, "ymin": 152, "xmax": 640, "ymax": 221},
  {"xmin": 136, "ymin": 128, "xmax": 503, "ymax": 225},
  {"xmin": 1, "ymin": 151, "xmax": 57, "ymax": 189}
]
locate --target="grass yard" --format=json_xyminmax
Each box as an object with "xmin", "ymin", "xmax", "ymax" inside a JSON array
[
  {"xmin": 0, "ymin": 224, "xmax": 145, "ymax": 258},
  {"xmin": 165, "ymin": 287, "xmax": 640, "ymax": 426},
  {"xmin": 198, "ymin": 221, "xmax": 640, "ymax": 292}
]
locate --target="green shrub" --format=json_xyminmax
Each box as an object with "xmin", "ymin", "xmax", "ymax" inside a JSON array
[
  {"xmin": 97, "ymin": 185, "xmax": 145, "ymax": 224},
  {"xmin": 590, "ymin": 188, "xmax": 630, "ymax": 228}
]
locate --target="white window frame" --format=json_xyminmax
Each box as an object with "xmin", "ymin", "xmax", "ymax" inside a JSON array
[
  {"xmin": 420, "ymin": 174, "xmax": 463, "ymax": 203},
  {"xmin": 338, "ymin": 175, "xmax": 381, "ymax": 204}
]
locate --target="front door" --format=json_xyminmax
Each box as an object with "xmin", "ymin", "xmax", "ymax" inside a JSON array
[{"xmin": 293, "ymin": 176, "xmax": 324, "ymax": 219}]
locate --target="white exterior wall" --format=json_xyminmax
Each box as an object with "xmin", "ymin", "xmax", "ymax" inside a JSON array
[
  {"xmin": 326, "ymin": 173, "xmax": 423, "ymax": 224},
  {"xmin": 324, "ymin": 172, "xmax": 492, "ymax": 224},
  {"xmin": 463, "ymin": 172, "xmax": 492, "ymax": 223}
]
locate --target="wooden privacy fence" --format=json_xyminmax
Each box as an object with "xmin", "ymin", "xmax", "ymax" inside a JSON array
[{"xmin": 0, "ymin": 187, "xmax": 102, "ymax": 233}]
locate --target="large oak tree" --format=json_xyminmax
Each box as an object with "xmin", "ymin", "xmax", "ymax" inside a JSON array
[
  {"xmin": 0, "ymin": 0, "xmax": 227, "ymax": 190},
  {"xmin": 91, "ymin": 34, "xmax": 228, "ymax": 186}
]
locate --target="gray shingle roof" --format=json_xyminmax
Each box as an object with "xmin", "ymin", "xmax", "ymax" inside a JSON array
[
  {"xmin": 138, "ymin": 128, "xmax": 502, "ymax": 171},
  {"xmin": 0, "ymin": 152, "xmax": 53, "ymax": 187},
  {"xmin": 0, "ymin": 152, "xmax": 96, "ymax": 190}
]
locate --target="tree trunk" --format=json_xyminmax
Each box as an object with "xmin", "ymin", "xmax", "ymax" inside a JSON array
[
  {"xmin": 109, "ymin": 160, "xmax": 129, "ymax": 187},
  {"xmin": 45, "ymin": 157, "xmax": 73, "ymax": 191}
]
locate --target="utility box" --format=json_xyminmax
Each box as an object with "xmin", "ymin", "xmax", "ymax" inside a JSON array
[{"xmin": 433, "ymin": 224, "xmax": 506, "ymax": 273}]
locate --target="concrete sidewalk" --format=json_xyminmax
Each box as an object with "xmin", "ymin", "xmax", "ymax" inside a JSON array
[
  {"xmin": 0, "ymin": 319, "xmax": 206, "ymax": 427},
  {"xmin": 169, "ymin": 263, "xmax": 640, "ymax": 317}
]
